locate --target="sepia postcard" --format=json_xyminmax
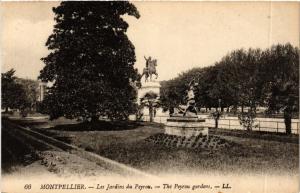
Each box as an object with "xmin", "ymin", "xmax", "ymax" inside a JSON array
[{"xmin": 1, "ymin": 1, "xmax": 299, "ymax": 193}]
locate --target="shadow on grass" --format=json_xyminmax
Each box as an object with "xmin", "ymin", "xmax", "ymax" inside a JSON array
[
  {"xmin": 95, "ymin": 140, "xmax": 254, "ymax": 174},
  {"xmin": 48, "ymin": 120, "xmax": 145, "ymax": 132},
  {"xmin": 209, "ymin": 128, "xmax": 299, "ymax": 144},
  {"xmin": 13, "ymin": 120, "xmax": 49, "ymax": 127},
  {"xmin": 1, "ymin": 129, "xmax": 45, "ymax": 174},
  {"xmin": 28, "ymin": 128, "xmax": 74, "ymax": 145}
]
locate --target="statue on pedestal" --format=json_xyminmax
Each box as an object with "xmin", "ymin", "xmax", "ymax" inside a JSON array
[
  {"xmin": 172, "ymin": 79, "xmax": 198, "ymax": 117},
  {"xmin": 141, "ymin": 56, "xmax": 158, "ymax": 82},
  {"xmin": 165, "ymin": 79, "xmax": 207, "ymax": 138}
]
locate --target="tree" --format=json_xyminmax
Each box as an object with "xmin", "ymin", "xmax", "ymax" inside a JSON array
[
  {"xmin": 16, "ymin": 78, "xmax": 39, "ymax": 111},
  {"xmin": 1, "ymin": 69, "xmax": 28, "ymax": 112},
  {"xmin": 39, "ymin": 2, "xmax": 140, "ymax": 121},
  {"xmin": 160, "ymin": 79, "xmax": 183, "ymax": 113},
  {"xmin": 263, "ymin": 44, "xmax": 299, "ymax": 134},
  {"xmin": 238, "ymin": 88, "xmax": 258, "ymax": 131},
  {"xmin": 238, "ymin": 110, "xmax": 257, "ymax": 131},
  {"xmin": 160, "ymin": 68, "xmax": 204, "ymax": 113},
  {"xmin": 159, "ymin": 43, "xmax": 299, "ymax": 135},
  {"xmin": 210, "ymin": 110, "xmax": 223, "ymax": 129},
  {"xmin": 140, "ymin": 92, "xmax": 160, "ymax": 122}
]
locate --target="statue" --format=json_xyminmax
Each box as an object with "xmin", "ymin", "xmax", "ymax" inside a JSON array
[
  {"xmin": 144, "ymin": 56, "xmax": 151, "ymax": 68},
  {"xmin": 173, "ymin": 79, "xmax": 198, "ymax": 117},
  {"xmin": 141, "ymin": 56, "xmax": 158, "ymax": 82},
  {"xmin": 165, "ymin": 79, "xmax": 208, "ymax": 138}
]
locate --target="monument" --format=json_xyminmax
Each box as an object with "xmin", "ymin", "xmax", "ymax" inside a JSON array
[
  {"xmin": 146, "ymin": 79, "xmax": 232, "ymax": 150},
  {"xmin": 164, "ymin": 79, "xmax": 208, "ymax": 137},
  {"xmin": 137, "ymin": 56, "xmax": 161, "ymax": 120}
]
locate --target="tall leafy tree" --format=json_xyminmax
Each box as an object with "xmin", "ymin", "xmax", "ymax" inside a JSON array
[
  {"xmin": 16, "ymin": 78, "xmax": 39, "ymax": 111},
  {"xmin": 263, "ymin": 44, "xmax": 299, "ymax": 134},
  {"xmin": 140, "ymin": 92, "xmax": 160, "ymax": 122},
  {"xmin": 39, "ymin": 2, "xmax": 140, "ymax": 121},
  {"xmin": 160, "ymin": 43, "xmax": 299, "ymax": 134},
  {"xmin": 1, "ymin": 69, "xmax": 28, "ymax": 112}
]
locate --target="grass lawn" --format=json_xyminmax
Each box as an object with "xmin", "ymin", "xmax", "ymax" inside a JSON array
[{"xmin": 28, "ymin": 120, "xmax": 299, "ymax": 176}]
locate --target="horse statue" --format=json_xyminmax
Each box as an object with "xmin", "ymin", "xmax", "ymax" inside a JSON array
[
  {"xmin": 141, "ymin": 56, "xmax": 158, "ymax": 82},
  {"xmin": 141, "ymin": 68, "xmax": 149, "ymax": 82}
]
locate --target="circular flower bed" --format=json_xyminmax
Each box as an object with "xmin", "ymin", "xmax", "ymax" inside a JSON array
[{"xmin": 145, "ymin": 133, "xmax": 236, "ymax": 150}]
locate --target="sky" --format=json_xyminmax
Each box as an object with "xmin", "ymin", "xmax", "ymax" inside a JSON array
[{"xmin": 1, "ymin": 2, "xmax": 299, "ymax": 81}]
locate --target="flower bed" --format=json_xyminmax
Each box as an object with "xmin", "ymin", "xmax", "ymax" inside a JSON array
[{"xmin": 145, "ymin": 133, "xmax": 237, "ymax": 150}]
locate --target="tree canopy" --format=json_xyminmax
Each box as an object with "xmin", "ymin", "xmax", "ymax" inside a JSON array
[
  {"xmin": 39, "ymin": 2, "xmax": 140, "ymax": 121},
  {"xmin": 16, "ymin": 78, "xmax": 39, "ymax": 111},
  {"xmin": 160, "ymin": 43, "xmax": 299, "ymax": 133},
  {"xmin": 1, "ymin": 69, "xmax": 28, "ymax": 111},
  {"xmin": 161, "ymin": 44, "xmax": 298, "ymax": 111}
]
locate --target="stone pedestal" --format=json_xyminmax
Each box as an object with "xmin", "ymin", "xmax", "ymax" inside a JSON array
[
  {"xmin": 138, "ymin": 81, "xmax": 161, "ymax": 105},
  {"xmin": 164, "ymin": 116, "xmax": 208, "ymax": 138}
]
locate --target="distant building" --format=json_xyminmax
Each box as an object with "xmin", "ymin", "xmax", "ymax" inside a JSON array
[{"xmin": 38, "ymin": 81, "xmax": 47, "ymax": 102}]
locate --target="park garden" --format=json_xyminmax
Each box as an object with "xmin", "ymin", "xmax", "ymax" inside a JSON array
[{"xmin": 1, "ymin": 1, "xmax": 299, "ymax": 176}]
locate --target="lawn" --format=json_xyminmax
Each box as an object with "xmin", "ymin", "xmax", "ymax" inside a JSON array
[{"xmin": 29, "ymin": 120, "xmax": 298, "ymax": 176}]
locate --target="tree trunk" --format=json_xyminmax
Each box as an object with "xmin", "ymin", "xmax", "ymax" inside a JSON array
[
  {"xmin": 169, "ymin": 106, "xmax": 174, "ymax": 116},
  {"xmin": 233, "ymin": 105, "xmax": 237, "ymax": 115},
  {"xmin": 284, "ymin": 108, "xmax": 292, "ymax": 135},
  {"xmin": 5, "ymin": 107, "xmax": 8, "ymax": 113},
  {"xmin": 149, "ymin": 105, "xmax": 153, "ymax": 122},
  {"xmin": 241, "ymin": 105, "xmax": 244, "ymax": 113},
  {"xmin": 91, "ymin": 115, "xmax": 99, "ymax": 122},
  {"xmin": 215, "ymin": 118, "xmax": 218, "ymax": 129}
]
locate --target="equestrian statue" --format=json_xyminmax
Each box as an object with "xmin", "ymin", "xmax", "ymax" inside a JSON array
[{"xmin": 141, "ymin": 56, "xmax": 158, "ymax": 82}]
